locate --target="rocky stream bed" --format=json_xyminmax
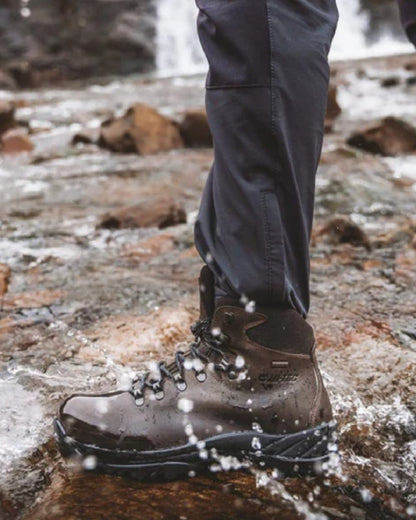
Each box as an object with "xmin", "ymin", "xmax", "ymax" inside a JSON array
[{"xmin": 0, "ymin": 53, "xmax": 416, "ymax": 519}]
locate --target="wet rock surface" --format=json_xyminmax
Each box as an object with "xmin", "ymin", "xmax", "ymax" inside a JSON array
[{"xmin": 0, "ymin": 54, "xmax": 416, "ymax": 519}]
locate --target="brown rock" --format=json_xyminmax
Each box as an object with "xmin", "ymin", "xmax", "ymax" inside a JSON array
[
  {"xmin": 71, "ymin": 129, "xmax": 98, "ymax": 146},
  {"xmin": 179, "ymin": 109, "xmax": 213, "ymax": 148},
  {"xmin": 0, "ymin": 264, "xmax": 11, "ymax": 296},
  {"xmin": 325, "ymin": 84, "xmax": 341, "ymax": 121},
  {"xmin": 99, "ymin": 104, "xmax": 183, "ymax": 155},
  {"xmin": 7, "ymin": 61, "xmax": 36, "ymax": 89},
  {"xmin": 1, "ymin": 129, "xmax": 33, "ymax": 154},
  {"xmin": 318, "ymin": 217, "xmax": 371, "ymax": 250},
  {"xmin": 122, "ymin": 233, "xmax": 175, "ymax": 261},
  {"xmin": 2, "ymin": 289, "xmax": 65, "ymax": 310},
  {"xmin": 80, "ymin": 307, "xmax": 195, "ymax": 365},
  {"xmin": 0, "ymin": 101, "xmax": 15, "ymax": 135},
  {"xmin": 0, "ymin": 70, "xmax": 17, "ymax": 90},
  {"xmin": 99, "ymin": 197, "xmax": 186, "ymax": 230},
  {"xmin": 347, "ymin": 116, "xmax": 416, "ymax": 156},
  {"xmin": 381, "ymin": 76, "xmax": 400, "ymax": 88}
]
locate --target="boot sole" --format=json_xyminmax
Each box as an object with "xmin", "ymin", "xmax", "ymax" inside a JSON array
[{"xmin": 54, "ymin": 419, "xmax": 337, "ymax": 481}]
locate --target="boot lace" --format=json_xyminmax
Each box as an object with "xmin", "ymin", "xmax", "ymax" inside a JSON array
[{"xmin": 130, "ymin": 318, "xmax": 239, "ymax": 406}]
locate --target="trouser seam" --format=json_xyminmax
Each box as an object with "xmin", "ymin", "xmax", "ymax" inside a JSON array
[{"xmin": 264, "ymin": 0, "xmax": 286, "ymax": 305}]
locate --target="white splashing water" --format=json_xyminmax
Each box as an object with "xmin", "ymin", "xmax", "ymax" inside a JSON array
[
  {"xmin": 0, "ymin": 379, "xmax": 44, "ymax": 483},
  {"xmin": 156, "ymin": 0, "xmax": 205, "ymax": 75},
  {"xmin": 156, "ymin": 0, "xmax": 413, "ymax": 76}
]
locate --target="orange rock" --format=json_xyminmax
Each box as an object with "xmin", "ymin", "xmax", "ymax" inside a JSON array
[
  {"xmin": 99, "ymin": 197, "xmax": 186, "ymax": 230},
  {"xmin": 0, "ymin": 263, "xmax": 11, "ymax": 296},
  {"xmin": 3, "ymin": 289, "xmax": 65, "ymax": 310},
  {"xmin": 122, "ymin": 233, "xmax": 175, "ymax": 261},
  {"xmin": 79, "ymin": 307, "xmax": 196, "ymax": 365},
  {"xmin": 1, "ymin": 128, "xmax": 33, "ymax": 154},
  {"xmin": 99, "ymin": 103, "xmax": 183, "ymax": 155}
]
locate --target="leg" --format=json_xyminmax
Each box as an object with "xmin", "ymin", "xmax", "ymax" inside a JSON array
[
  {"xmin": 195, "ymin": 0, "xmax": 339, "ymax": 316},
  {"xmin": 55, "ymin": 1, "xmax": 340, "ymax": 481}
]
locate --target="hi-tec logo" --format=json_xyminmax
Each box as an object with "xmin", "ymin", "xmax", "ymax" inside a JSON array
[
  {"xmin": 259, "ymin": 373, "xmax": 298, "ymax": 384},
  {"xmin": 258, "ymin": 361, "xmax": 298, "ymax": 389}
]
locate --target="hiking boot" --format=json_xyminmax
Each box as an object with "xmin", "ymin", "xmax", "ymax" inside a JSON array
[{"xmin": 54, "ymin": 266, "xmax": 336, "ymax": 481}]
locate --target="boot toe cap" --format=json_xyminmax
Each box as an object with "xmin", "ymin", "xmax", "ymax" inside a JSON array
[{"xmin": 58, "ymin": 391, "xmax": 154, "ymax": 450}]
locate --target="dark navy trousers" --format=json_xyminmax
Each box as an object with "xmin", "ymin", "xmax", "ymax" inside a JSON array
[{"xmin": 194, "ymin": 0, "xmax": 339, "ymax": 317}]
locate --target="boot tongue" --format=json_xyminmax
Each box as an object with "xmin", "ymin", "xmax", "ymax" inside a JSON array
[{"xmin": 198, "ymin": 266, "xmax": 215, "ymax": 320}]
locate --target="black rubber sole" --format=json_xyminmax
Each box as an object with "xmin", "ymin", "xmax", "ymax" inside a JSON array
[{"xmin": 54, "ymin": 419, "xmax": 337, "ymax": 481}]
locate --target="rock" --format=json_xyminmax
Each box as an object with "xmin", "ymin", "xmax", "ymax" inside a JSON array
[
  {"xmin": 0, "ymin": 1, "xmax": 156, "ymax": 84},
  {"xmin": 179, "ymin": 109, "xmax": 213, "ymax": 148},
  {"xmin": 325, "ymin": 84, "xmax": 341, "ymax": 120},
  {"xmin": 1, "ymin": 128, "xmax": 33, "ymax": 154},
  {"xmin": 0, "ymin": 101, "xmax": 15, "ymax": 135},
  {"xmin": 71, "ymin": 129, "xmax": 98, "ymax": 146},
  {"xmin": 406, "ymin": 75, "xmax": 416, "ymax": 87},
  {"xmin": 359, "ymin": 0, "xmax": 404, "ymax": 41},
  {"xmin": 80, "ymin": 307, "xmax": 195, "ymax": 365},
  {"xmin": 99, "ymin": 197, "xmax": 187, "ymax": 230},
  {"xmin": 7, "ymin": 61, "xmax": 36, "ymax": 89},
  {"xmin": 347, "ymin": 117, "xmax": 416, "ymax": 156},
  {"xmin": 0, "ymin": 264, "xmax": 11, "ymax": 296},
  {"xmin": 318, "ymin": 217, "xmax": 371, "ymax": 250},
  {"xmin": 0, "ymin": 70, "xmax": 17, "ymax": 90},
  {"xmin": 99, "ymin": 104, "xmax": 183, "ymax": 155},
  {"xmin": 2, "ymin": 289, "xmax": 65, "ymax": 310},
  {"xmin": 122, "ymin": 233, "xmax": 176, "ymax": 261},
  {"xmin": 381, "ymin": 76, "xmax": 400, "ymax": 88}
]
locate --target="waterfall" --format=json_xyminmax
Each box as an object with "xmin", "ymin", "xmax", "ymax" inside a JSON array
[
  {"xmin": 155, "ymin": 0, "xmax": 206, "ymax": 75},
  {"xmin": 155, "ymin": 0, "xmax": 413, "ymax": 76}
]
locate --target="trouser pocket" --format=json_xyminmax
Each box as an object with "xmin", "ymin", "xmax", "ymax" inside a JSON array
[{"xmin": 195, "ymin": 0, "xmax": 271, "ymax": 88}]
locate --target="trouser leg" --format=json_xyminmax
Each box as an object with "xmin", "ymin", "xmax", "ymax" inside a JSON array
[{"xmin": 194, "ymin": 0, "xmax": 338, "ymax": 317}]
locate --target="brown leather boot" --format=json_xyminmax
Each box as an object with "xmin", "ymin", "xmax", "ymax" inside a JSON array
[{"xmin": 55, "ymin": 267, "xmax": 336, "ymax": 481}]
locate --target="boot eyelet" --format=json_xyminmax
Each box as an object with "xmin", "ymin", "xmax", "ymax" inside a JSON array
[
  {"xmin": 174, "ymin": 374, "xmax": 187, "ymax": 392},
  {"xmin": 218, "ymin": 359, "xmax": 230, "ymax": 371},
  {"xmin": 196, "ymin": 371, "xmax": 206, "ymax": 382},
  {"xmin": 155, "ymin": 390, "xmax": 165, "ymax": 401}
]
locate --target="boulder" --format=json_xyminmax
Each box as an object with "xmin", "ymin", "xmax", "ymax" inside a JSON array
[
  {"xmin": 318, "ymin": 217, "xmax": 371, "ymax": 250},
  {"xmin": 0, "ymin": 1, "xmax": 156, "ymax": 85},
  {"xmin": 0, "ymin": 101, "xmax": 15, "ymax": 135},
  {"xmin": 0, "ymin": 263, "xmax": 11, "ymax": 296},
  {"xmin": 179, "ymin": 109, "xmax": 213, "ymax": 148},
  {"xmin": 347, "ymin": 117, "xmax": 416, "ymax": 156},
  {"xmin": 359, "ymin": 0, "xmax": 404, "ymax": 41},
  {"xmin": 99, "ymin": 197, "xmax": 187, "ymax": 230},
  {"xmin": 1, "ymin": 128, "xmax": 33, "ymax": 154},
  {"xmin": 326, "ymin": 84, "xmax": 341, "ymax": 121},
  {"xmin": 0, "ymin": 70, "xmax": 17, "ymax": 90},
  {"xmin": 99, "ymin": 104, "xmax": 183, "ymax": 155},
  {"xmin": 71, "ymin": 129, "xmax": 98, "ymax": 146}
]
